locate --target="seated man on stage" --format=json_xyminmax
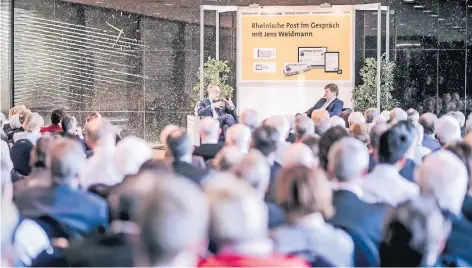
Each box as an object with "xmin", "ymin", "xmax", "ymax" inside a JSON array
[
  {"xmin": 197, "ymin": 84, "xmax": 237, "ymax": 134},
  {"xmin": 305, "ymin": 83, "xmax": 344, "ymax": 118}
]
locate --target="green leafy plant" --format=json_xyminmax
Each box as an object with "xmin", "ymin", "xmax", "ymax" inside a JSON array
[
  {"xmin": 192, "ymin": 57, "xmax": 235, "ymax": 106},
  {"xmin": 353, "ymin": 55, "xmax": 398, "ymax": 112}
]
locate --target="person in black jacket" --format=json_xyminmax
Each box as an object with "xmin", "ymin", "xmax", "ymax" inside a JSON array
[{"xmin": 193, "ymin": 117, "xmax": 224, "ymax": 162}]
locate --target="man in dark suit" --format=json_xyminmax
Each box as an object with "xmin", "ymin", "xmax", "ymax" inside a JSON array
[
  {"xmin": 167, "ymin": 128, "xmax": 209, "ymax": 184},
  {"xmin": 327, "ymin": 137, "xmax": 391, "ymax": 246},
  {"xmin": 197, "ymin": 84, "xmax": 237, "ymax": 135},
  {"xmin": 305, "ymin": 83, "xmax": 344, "ymax": 118},
  {"xmin": 15, "ymin": 138, "xmax": 108, "ymax": 236},
  {"xmin": 193, "ymin": 117, "xmax": 224, "ymax": 161}
]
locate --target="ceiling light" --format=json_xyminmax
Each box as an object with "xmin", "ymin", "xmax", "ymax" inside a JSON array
[
  {"xmin": 452, "ymin": 25, "xmax": 461, "ymax": 29},
  {"xmin": 414, "ymin": 5, "xmax": 425, "ymax": 9},
  {"xmin": 423, "ymin": 10, "xmax": 433, "ymax": 13},
  {"xmin": 438, "ymin": 18, "xmax": 445, "ymax": 21},
  {"xmin": 431, "ymin": 14, "xmax": 439, "ymax": 17},
  {"xmin": 403, "ymin": 0, "xmax": 415, "ymax": 2}
]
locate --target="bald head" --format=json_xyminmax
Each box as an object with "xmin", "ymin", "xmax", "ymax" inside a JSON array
[
  {"xmin": 283, "ymin": 143, "xmax": 316, "ymax": 168},
  {"xmin": 225, "ymin": 124, "xmax": 251, "ymax": 153},
  {"xmin": 199, "ymin": 117, "xmax": 220, "ymax": 143}
]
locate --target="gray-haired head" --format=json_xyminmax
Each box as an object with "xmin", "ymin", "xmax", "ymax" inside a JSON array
[
  {"xmin": 199, "ymin": 117, "xmax": 221, "ymax": 143},
  {"xmin": 435, "ymin": 115, "xmax": 461, "ymax": 146},
  {"xmin": 407, "ymin": 108, "xmax": 420, "ymax": 122},
  {"xmin": 84, "ymin": 118, "xmax": 115, "ymax": 149},
  {"xmin": 348, "ymin": 112, "xmax": 366, "ymax": 127},
  {"xmin": 139, "ymin": 174, "xmax": 209, "ymax": 267},
  {"xmin": 240, "ymin": 109, "xmax": 260, "ymax": 131},
  {"xmin": 448, "ymin": 111, "xmax": 465, "ymax": 128},
  {"xmin": 390, "ymin": 108, "xmax": 408, "ymax": 123},
  {"xmin": 314, "ymin": 118, "xmax": 331, "ymax": 136},
  {"xmin": 47, "ymin": 138, "xmax": 86, "ymax": 185},
  {"xmin": 419, "ymin": 113, "xmax": 438, "ymax": 136},
  {"xmin": 232, "ymin": 150, "xmax": 270, "ymax": 198},
  {"xmin": 328, "ymin": 137, "xmax": 369, "ymax": 182},
  {"xmin": 329, "ymin": 116, "xmax": 346, "ymax": 128},
  {"xmin": 364, "ymin": 108, "xmax": 380, "ymax": 124},
  {"xmin": 213, "ymin": 146, "xmax": 245, "ymax": 172},
  {"xmin": 294, "ymin": 115, "xmax": 314, "ymax": 140},
  {"xmin": 225, "ymin": 124, "xmax": 251, "ymax": 153},
  {"xmin": 283, "ymin": 143, "xmax": 316, "ymax": 168},
  {"xmin": 416, "ymin": 150, "xmax": 468, "ymax": 215},
  {"xmin": 264, "ymin": 115, "xmax": 290, "ymax": 142}
]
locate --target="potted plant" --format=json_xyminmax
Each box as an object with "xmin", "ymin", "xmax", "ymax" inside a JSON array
[
  {"xmin": 192, "ymin": 57, "xmax": 235, "ymax": 112},
  {"xmin": 352, "ymin": 55, "xmax": 398, "ymax": 112}
]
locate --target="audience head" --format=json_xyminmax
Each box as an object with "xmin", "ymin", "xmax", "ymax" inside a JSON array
[
  {"xmin": 328, "ymin": 137, "xmax": 369, "ymax": 182},
  {"xmin": 207, "ymin": 84, "xmax": 221, "ymax": 101},
  {"xmin": 86, "ymin": 111, "xmax": 102, "ymax": 125},
  {"xmin": 251, "ymin": 125, "xmax": 278, "ymax": 158},
  {"xmin": 30, "ymin": 137, "xmax": 54, "ymax": 170},
  {"xmin": 364, "ymin": 108, "xmax": 379, "ymax": 124},
  {"xmin": 449, "ymin": 111, "xmax": 465, "ymax": 128},
  {"xmin": 264, "ymin": 115, "xmax": 290, "ymax": 142},
  {"xmin": 61, "ymin": 114, "xmax": 77, "ymax": 134},
  {"xmin": 314, "ymin": 118, "xmax": 331, "ymax": 136},
  {"xmin": 348, "ymin": 111, "xmax": 365, "ymax": 127},
  {"xmin": 232, "ymin": 150, "xmax": 270, "ymax": 197},
  {"xmin": 285, "ymin": 114, "xmax": 295, "ymax": 133},
  {"xmin": 23, "ymin": 113, "xmax": 44, "ymax": 133},
  {"xmin": 283, "ymin": 143, "xmax": 317, "ymax": 168},
  {"xmin": 419, "ymin": 113, "xmax": 438, "ymax": 136},
  {"xmin": 239, "ymin": 109, "xmax": 260, "ymax": 131},
  {"xmin": 1, "ymin": 202, "xmax": 19, "ymax": 266},
  {"xmin": 8, "ymin": 105, "xmax": 26, "ymax": 119},
  {"xmin": 339, "ymin": 111, "xmax": 350, "ymax": 128},
  {"xmin": 139, "ymin": 174, "xmax": 209, "ymax": 267},
  {"xmin": 116, "ymin": 136, "xmax": 153, "ymax": 177},
  {"xmin": 380, "ymin": 196, "xmax": 451, "ymax": 267},
  {"xmin": 435, "ymin": 115, "xmax": 461, "ymax": 146},
  {"xmin": 324, "ymin": 83, "xmax": 339, "ymax": 100},
  {"xmin": 350, "ymin": 123, "xmax": 369, "ymax": 145},
  {"xmin": 466, "ymin": 115, "xmax": 472, "ymax": 134},
  {"xmin": 84, "ymin": 118, "xmax": 115, "ymax": 149},
  {"xmin": 381, "ymin": 110, "xmax": 391, "ymax": 121},
  {"xmin": 407, "ymin": 108, "xmax": 420, "ymax": 122},
  {"xmin": 199, "ymin": 117, "xmax": 221, "ymax": 143},
  {"xmin": 373, "ymin": 114, "xmax": 388, "ymax": 125},
  {"xmin": 444, "ymin": 141, "xmax": 472, "ymax": 192},
  {"xmin": 1, "ymin": 141, "xmax": 13, "ymax": 202},
  {"xmin": 18, "ymin": 109, "xmax": 31, "ymax": 125},
  {"xmin": 204, "ymin": 175, "xmax": 268, "ymax": 248},
  {"xmin": 160, "ymin": 125, "xmax": 179, "ymax": 146},
  {"xmin": 329, "ymin": 116, "xmax": 346, "ymax": 128},
  {"xmin": 276, "ymin": 165, "xmax": 333, "ymax": 221},
  {"xmin": 378, "ymin": 121, "xmax": 414, "ymax": 166},
  {"xmin": 412, "ymin": 121, "xmax": 425, "ymax": 146},
  {"xmin": 47, "ymin": 138, "xmax": 85, "ymax": 186},
  {"xmin": 213, "ymin": 146, "xmax": 245, "ymax": 171},
  {"xmin": 294, "ymin": 115, "xmax": 314, "ymax": 140},
  {"xmin": 9, "ymin": 114, "xmax": 21, "ymax": 129},
  {"xmin": 139, "ymin": 159, "xmax": 172, "ymax": 174},
  {"xmin": 417, "ymin": 151, "xmax": 468, "ymax": 215},
  {"xmin": 10, "ymin": 139, "xmax": 34, "ymax": 177},
  {"xmin": 51, "ymin": 109, "xmax": 65, "ymax": 125},
  {"xmin": 300, "ymin": 133, "xmax": 320, "ymax": 158},
  {"xmin": 319, "ymin": 126, "xmax": 349, "ymax": 170},
  {"xmin": 225, "ymin": 124, "xmax": 251, "ymax": 153},
  {"xmin": 390, "ymin": 108, "xmax": 408, "ymax": 123},
  {"xmin": 311, "ymin": 109, "xmax": 330, "ymax": 124}
]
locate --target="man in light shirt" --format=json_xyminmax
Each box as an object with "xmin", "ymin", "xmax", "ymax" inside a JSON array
[{"xmin": 362, "ymin": 121, "xmax": 419, "ymax": 206}]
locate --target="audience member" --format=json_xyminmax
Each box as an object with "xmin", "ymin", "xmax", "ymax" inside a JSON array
[
  {"xmin": 225, "ymin": 124, "xmax": 251, "ymax": 154},
  {"xmin": 367, "ymin": 122, "xmax": 389, "ymax": 172},
  {"xmin": 283, "ymin": 143, "xmax": 316, "ymax": 168},
  {"xmin": 199, "ymin": 176, "xmax": 309, "ymax": 267},
  {"xmin": 449, "ymin": 111, "xmax": 466, "ymax": 137},
  {"xmin": 310, "ymin": 109, "xmax": 330, "ymax": 123},
  {"xmin": 60, "ymin": 114, "xmax": 87, "ymax": 152},
  {"xmin": 364, "ymin": 108, "xmax": 379, "ymax": 124},
  {"xmin": 1, "ymin": 202, "xmax": 19, "ymax": 267},
  {"xmin": 285, "ymin": 114, "xmax": 297, "ymax": 143},
  {"xmin": 10, "ymin": 139, "xmax": 34, "ymax": 183},
  {"xmin": 115, "ymin": 137, "xmax": 152, "ymax": 177},
  {"xmin": 40, "ymin": 109, "xmax": 64, "ymax": 134},
  {"xmin": 435, "ymin": 115, "xmax": 461, "ymax": 146},
  {"xmin": 348, "ymin": 111, "xmax": 366, "ymax": 127},
  {"xmin": 1, "ymin": 140, "xmax": 13, "ymax": 202},
  {"xmin": 6, "ymin": 114, "xmax": 23, "ymax": 142},
  {"xmin": 381, "ymin": 110, "xmax": 391, "ymax": 121},
  {"xmin": 299, "ymin": 134, "xmax": 320, "ymax": 161},
  {"xmin": 319, "ymin": 126, "xmax": 349, "ymax": 170},
  {"xmin": 350, "ymin": 122, "xmax": 369, "ymax": 145},
  {"xmin": 362, "ymin": 121, "xmax": 419, "ymax": 205},
  {"xmin": 80, "ymin": 118, "xmax": 122, "ymax": 189},
  {"xmin": 4, "ymin": 105, "xmax": 26, "ymax": 132},
  {"xmin": 239, "ymin": 109, "xmax": 260, "ymax": 131},
  {"xmin": 212, "ymin": 146, "xmax": 245, "ymax": 172},
  {"xmin": 13, "ymin": 113, "xmax": 44, "ymax": 144},
  {"xmin": 398, "ymin": 120, "xmax": 420, "ymax": 182},
  {"xmin": 233, "ymin": 150, "xmax": 286, "ymax": 229},
  {"xmin": 272, "ymin": 165, "xmax": 353, "ymax": 266},
  {"xmin": 416, "ymin": 151, "xmax": 472, "ymax": 263},
  {"xmin": 464, "ymin": 115, "xmax": 472, "ymax": 147},
  {"xmin": 411, "ymin": 121, "xmax": 432, "ymax": 164},
  {"xmin": 379, "ymin": 196, "xmax": 451, "ymax": 267},
  {"xmin": 390, "ymin": 108, "xmax": 408, "ymax": 123},
  {"xmin": 293, "ymin": 115, "xmax": 314, "ymax": 141},
  {"xmin": 327, "ymin": 137, "xmax": 390, "ymax": 246},
  {"xmin": 339, "ymin": 111, "xmax": 350, "ymax": 128},
  {"xmin": 329, "ymin": 116, "xmax": 346, "ymax": 128},
  {"xmin": 407, "ymin": 108, "xmax": 420, "ymax": 122},
  {"xmin": 264, "ymin": 115, "xmax": 290, "ymax": 165},
  {"xmin": 167, "ymin": 128, "xmax": 209, "ymax": 183},
  {"xmin": 139, "ymin": 174, "xmax": 209, "ymax": 267},
  {"xmin": 419, "ymin": 112, "xmax": 441, "ymax": 151},
  {"xmin": 314, "ymin": 117, "xmax": 331, "ymax": 136},
  {"xmin": 193, "ymin": 117, "xmax": 224, "ymax": 161}
]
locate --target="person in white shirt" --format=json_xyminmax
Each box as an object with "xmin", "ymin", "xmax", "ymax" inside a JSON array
[
  {"xmin": 79, "ymin": 118, "xmax": 121, "ymax": 189},
  {"xmin": 362, "ymin": 121, "xmax": 419, "ymax": 206}
]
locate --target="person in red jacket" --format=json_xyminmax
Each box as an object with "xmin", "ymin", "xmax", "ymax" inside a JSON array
[
  {"xmin": 40, "ymin": 109, "xmax": 65, "ymax": 134},
  {"xmin": 198, "ymin": 175, "xmax": 309, "ymax": 268}
]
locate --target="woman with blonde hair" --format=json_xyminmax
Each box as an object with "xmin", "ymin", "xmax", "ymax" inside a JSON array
[
  {"xmin": 13, "ymin": 113, "xmax": 44, "ymax": 144},
  {"xmin": 271, "ymin": 165, "xmax": 354, "ymax": 266}
]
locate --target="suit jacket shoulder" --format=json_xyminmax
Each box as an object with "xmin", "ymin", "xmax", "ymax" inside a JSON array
[{"xmin": 172, "ymin": 161, "xmax": 209, "ymax": 184}]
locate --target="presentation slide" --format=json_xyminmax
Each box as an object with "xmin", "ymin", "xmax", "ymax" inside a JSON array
[{"xmin": 239, "ymin": 7, "xmax": 352, "ymax": 81}]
